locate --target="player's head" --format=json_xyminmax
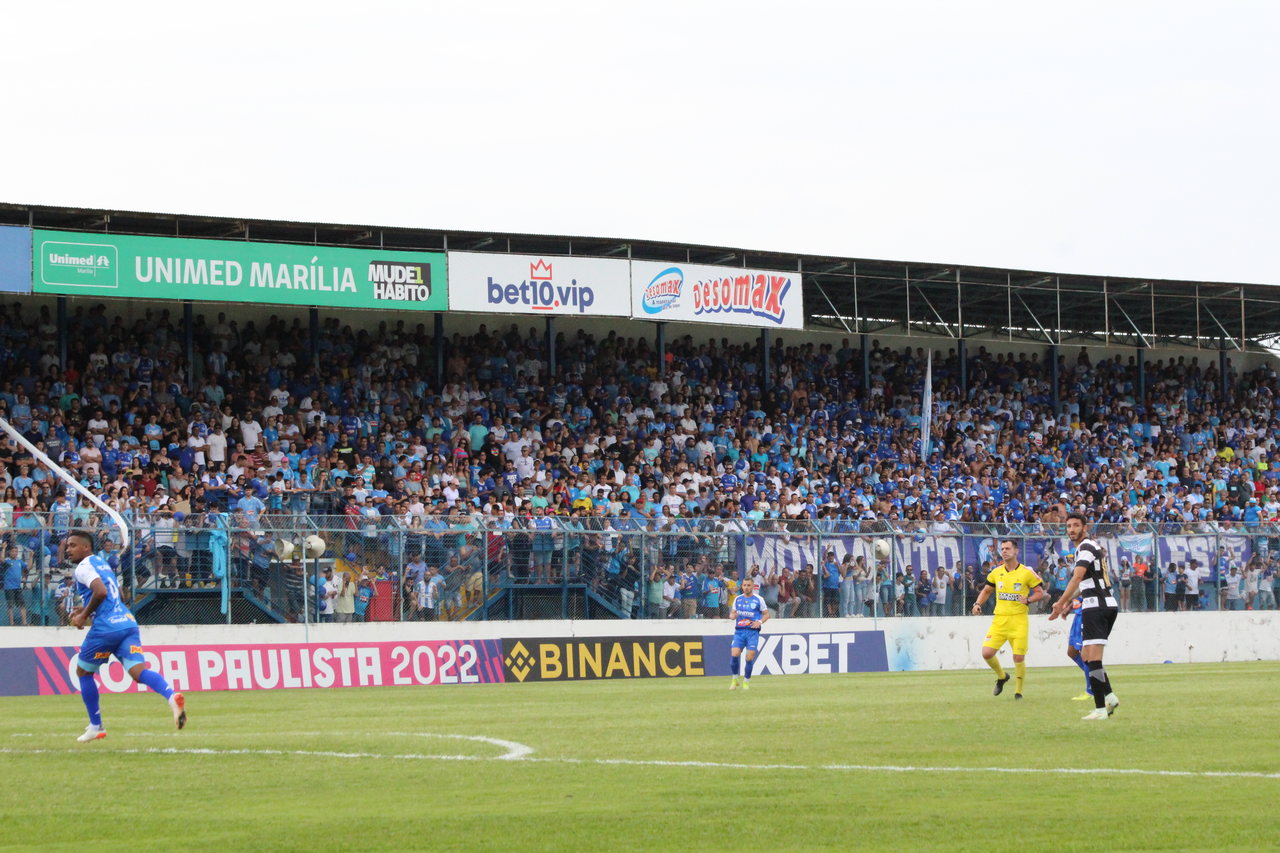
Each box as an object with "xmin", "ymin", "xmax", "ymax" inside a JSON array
[
  {"xmin": 998, "ymin": 539, "xmax": 1018, "ymax": 562},
  {"xmin": 1066, "ymin": 512, "xmax": 1088, "ymax": 541},
  {"xmin": 65, "ymin": 530, "xmax": 96, "ymax": 563},
  {"xmin": 741, "ymin": 577, "xmax": 756, "ymax": 594}
]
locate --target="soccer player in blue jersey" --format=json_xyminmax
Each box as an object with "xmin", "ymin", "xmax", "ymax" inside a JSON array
[
  {"xmin": 66, "ymin": 530, "xmax": 187, "ymax": 742},
  {"xmin": 1065, "ymin": 596, "xmax": 1092, "ymax": 701},
  {"xmin": 728, "ymin": 577, "xmax": 769, "ymax": 690}
]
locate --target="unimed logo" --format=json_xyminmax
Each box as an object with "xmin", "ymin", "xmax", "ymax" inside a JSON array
[
  {"xmin": 40, "ymin": 240, "xmax": 118, "ymax": 288},
  {"xmin": 369, "ymin": 261, "xmax": 433, "ymax": 302}
]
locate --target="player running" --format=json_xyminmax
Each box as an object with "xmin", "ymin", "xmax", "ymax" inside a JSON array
[
  {"xmin": 1050, "ymin": 512, "xmax": 1121, "ymax": 720},
  {"xmin": 728, "ymin": 577, "xmax": 769, "ymax": 690},
  {"xmin": 1065, "ymin": 596, "xmax": 1092, "ymax": 701},
  {"xmin": 971, "ymin": 539, "xmax": 1046, "ymax": 699},
  {"xmin": 67, "ymin": 530, "xmax": 187, "ymax": 742}
]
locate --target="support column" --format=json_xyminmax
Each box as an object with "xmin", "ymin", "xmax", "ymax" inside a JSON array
[
  {"xmin": 434, "ymin": 313, "xmax": 445, "ymax": 389},
  {"xmin": 1050, "ymin": 344, "xmax": 1060, "ymax": 411},
  {"xmin": 760, "ymin": 329, "xmax": 771, "ymax": 394},
  {"xmin": 1219, "ymin": 346, "xmax": 1228, "ymax": 399},
  {"xmin": 656, "ymin": 322, "xmax": 666, "ymax": 378},
  {"xmin": 861, "ymin": 334, "xmax": 870, "ymax": 400},
  {"xmin": 309, "ymin": 307, "xmax": 320, "ymax": 368},
  {"xmin": 958, "ymin": 339, "xmax": 968, "ymax": 397},
  {"xmin": 56, "ymin": 297, "xmax": 67, "ymax": 375},
  {"xmin": 183, "ymin": 301, "xmax": 195, "ymax": 386},
  {"xmin": 547, "ymin": 316, "xmax": 557, "ymax": 380},
  {"xmin": 1137, "ymin": 347, "xmax": 1146, "ymax": 402}
]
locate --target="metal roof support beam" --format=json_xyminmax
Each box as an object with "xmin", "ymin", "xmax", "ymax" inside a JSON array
[
  {"xmin": 812, "ymin": 278, "xmax": 854, "ymax": 335},
  {"xmin": 911, "ymin": 284, "xmax": 955, "ymax": 337},
  {"xmin": 1014, "ymin": 293, "xmax": 1056, "ymax": 345},
  {"xmin": 1108, "ymin": 296, "xmax": 1151, "ymax": 348},
  {"xmin": 1203, "ymin": 306, "xmax": 1242, "ymax": 351}
]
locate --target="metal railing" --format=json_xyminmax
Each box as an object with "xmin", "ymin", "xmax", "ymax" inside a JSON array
[{"xmin": 2, "ymin": 515, "xmax": 1278, "ymax": 625}]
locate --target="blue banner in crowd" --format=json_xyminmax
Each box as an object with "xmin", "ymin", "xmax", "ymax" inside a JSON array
[
  {"xmin": 747, "ymin": 531, "xmax": 1255, "ymax": 580},
  {"xmin": 0, "ymin": 226, "xmax": 32, "ymax": 293}
]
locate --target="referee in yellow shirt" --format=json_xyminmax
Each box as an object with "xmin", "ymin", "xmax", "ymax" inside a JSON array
[{"xmin": 971, "ymin": 539, "xmax": 1047, "ymax": 699}]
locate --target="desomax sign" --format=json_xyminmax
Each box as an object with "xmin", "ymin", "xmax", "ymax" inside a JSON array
[
  {"xmin": 630, "ymin": 260, "xmax": 804, "ymax": 330},
  {"xmin": 448, "ymin": 251, "xmax": 630, "ymax": 316}
]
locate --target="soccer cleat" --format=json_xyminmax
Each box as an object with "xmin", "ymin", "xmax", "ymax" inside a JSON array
[
  {"xmin": 1071, "ymin": 693, "xmax": 1093, "ymax": 701},
  {"xmin": 741, "ymin": 679, "xmax": 750, "ymax": 691},
  {"xmin": 77, "ymin": 724, "xmax": 106, "ymax": 742},
  {"xmin": 170, "ymin": 692, "xmax": 187, "ymax": 730},
  {"xmin": 993, "ymin": 674, "xmax": 1010, "ymax": 696},
  {"xmin": 1014, "ymin": 693, "xmax": 1023, "ymax": 700},
  {"xmin": 1104, "ymin": 692, "xmax": 1119, "ymax": 716},
  {"xmin": 728, "ymin": 676, "xmax": 740, "ymax": 690},
  {"xmin": 1081, "ymin": 708, "xmax": 1109, "ymax": 720}
]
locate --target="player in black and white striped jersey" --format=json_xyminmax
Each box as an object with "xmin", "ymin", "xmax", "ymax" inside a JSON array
[{"xmin": 1049, "ymin": 512, "xmax": 1120, "ymax": 720}]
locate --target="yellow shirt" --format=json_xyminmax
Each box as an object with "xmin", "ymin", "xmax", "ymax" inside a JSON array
[{"xmin": 985, "ymin": 564, "xmax": 1041, "ymax": 617}]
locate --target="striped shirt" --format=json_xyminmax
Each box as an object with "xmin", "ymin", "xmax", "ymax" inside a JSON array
[{"xmin": 1074, "ymin": 538, "xmax": 1118, "ymax": 610}]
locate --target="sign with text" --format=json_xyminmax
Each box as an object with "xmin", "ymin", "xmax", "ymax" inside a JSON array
[
  {"xmin": 630, "ymin": 260, "xmax": 804, "ymax": 329},
  {"xmin": 32, "ymin": 230, "xmax": 448, "ymax": 310},
  {"xmin": 448, "ymin": 251, "xmax": 630, "ymax": 316},
  {"xmin": 0, "ymin": 225, "xmax": 31, "ymax": 294},
  {"xmin": 499, "ymin": 635, "xmax": 705, "ymax": 682},
  {"xmin": 2, "ymin": 641, "xmax": 506, "ymax": 696}
]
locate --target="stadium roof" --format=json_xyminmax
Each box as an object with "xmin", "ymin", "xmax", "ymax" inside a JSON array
[{"xmin": 3, "ymin": 202, "xmax": 1277, "ymax": 352}]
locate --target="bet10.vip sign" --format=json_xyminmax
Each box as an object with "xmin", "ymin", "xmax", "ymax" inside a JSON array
[{"xmin": 448, "ymin": 251, "xmax": 631, "ymax": 317}]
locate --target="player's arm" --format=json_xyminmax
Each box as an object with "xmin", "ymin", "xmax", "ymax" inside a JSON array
[
  {"xmin": 756, "ymin": 602, "xmax": 770, "ymax": 630},
  {"xmin": 1025, "ymin": 574, "xmax": 1047, "ymax": 606},
  {"xmin": 1049, "ymin": 565, "xmax": 1088, "ymax": 620},
  {"xmin": 971, "ymin": 583, "xmax": 995, "ymax": 615},
  {"xmin": 70, "ymin": 577, "xmax": 108, "ymax": 630}
]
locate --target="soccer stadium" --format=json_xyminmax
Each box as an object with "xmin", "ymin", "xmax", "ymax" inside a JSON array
[{"xmin": 1, "ymin": 198, "xmax": 1278, "ymax": 850}]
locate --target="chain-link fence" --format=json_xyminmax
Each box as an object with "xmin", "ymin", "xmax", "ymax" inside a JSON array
[{"xmin": 3, "ymin": 514, "xmax": 1279, "ymax": 625}]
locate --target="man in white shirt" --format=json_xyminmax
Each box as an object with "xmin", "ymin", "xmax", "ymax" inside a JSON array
[
  {"xmin": 206, "ymin": 426, "xmax": 228, "ymax": 465},
  {"xmin": 241, "ymin": 417, "xmax": 263, "ymax": 451}
]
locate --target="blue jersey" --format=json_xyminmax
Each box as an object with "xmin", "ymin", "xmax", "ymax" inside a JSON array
[
  {"xmin": 73, "ymin": 555, "xmax": 137, "ymax": 633},
  {"xmin": 731, "ymin": 593, "xmax": 767, "ymax": 630}
]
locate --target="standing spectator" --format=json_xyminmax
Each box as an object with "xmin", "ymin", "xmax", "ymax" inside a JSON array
[
  {"xmin": 1162, "ymin": 562, "xmax": 1180, "ymax": 612},
  {"xmin": 1243, "ymin": 562, "xmax": 1260, "ymax": 610},
  {"xmin": 353, "ymin": 572, "xmax": 376, "ymax": 622},
  {"xmin": 333, "ymin": 571, "xmax": 356, "ymax": 623},
  {"xmin": 661, "ymin": 567, "xmax": 679, "ymax": 617},
  {"xmin": 2, "ymin": 544, "xmax": 26, "ymax": 626},
  {"xmin": 1182, "ymin": 560, "xmax": 1200, "ymax": 611},
  {"xmin": 1224, "ymin": 565, "xmax": 1244, "ymax": 610},
  {"xmin": 1131, "ymin": 556, "xmax": 1151, "ymax": 612},
  {"xmin": 678, "ymin": 565, "xmax": 699, "ymax": 619},
  {"xmin": 878, "ymin": 561, "xmax": 896, "ymax": 617},
  {"xmin": 838, "ymin": 555, "xmax": 856, "ymax": 618},
  {"xmin": 793, "ymin": 567, "xmax": 815, "ymax": 618},
  {"xmin": 317, "ymin": 567, "xmax": 337, "ymax": 622},
  {"xmin": 1116, "ymin": 557, "xmax": 1132, "ymax": 611},
  {"xmin": 777, "ymin": 568, "xmax": 797, "ymax": 618},
  {"xmin": 821, "ymin": 551, "xmax": 840, "ymax": 617},
  {"xmin": 645, "ymin": 567, "xmax": 666, "ymax": 619},
  {"xmin": 932, "ymin": 566, "xmax": 950, "ymax": 617},
  {"xmin": 699, "ymin": 567, "xmax": 722, "ymax": 619},
  {"xmin": 901, "ymin": 568, "xmax": 918, "ymax": 617}
]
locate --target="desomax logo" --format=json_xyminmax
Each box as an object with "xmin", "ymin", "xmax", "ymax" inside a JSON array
[
  {"xmin": 485, "ymin": 259, "xmax": 595, "ymax": 313},
  {"xmin": 641, "ymin": 267, "xmax": 682, "ymax": 314}
]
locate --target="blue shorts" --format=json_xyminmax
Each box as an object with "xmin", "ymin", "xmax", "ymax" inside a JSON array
[
  {"xmin": 78, "ymin": 626, "xmax": 147, "ymax": 673},
  {"xmin": 731, "ymin": 628, "xmax": 760, "ymax": 652},
  {"xmin": 1068, "ymin": 612, "xmax": 1083, "ymax": 650}
]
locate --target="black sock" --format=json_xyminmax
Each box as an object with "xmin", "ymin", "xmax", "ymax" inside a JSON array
[{"xmin": 1086, "ymin": 660, "xmax": 1112, "ymax": 708}]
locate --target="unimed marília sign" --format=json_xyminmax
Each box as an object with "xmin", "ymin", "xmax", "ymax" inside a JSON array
[{"xmin": 32, "ymin": 229, "xmax": 448, "ymax": 311}]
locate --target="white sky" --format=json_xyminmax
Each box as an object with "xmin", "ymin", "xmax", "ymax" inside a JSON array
[{"xmin": 3, "ymin": 1, "xmax": 1278, "ymax": 284}]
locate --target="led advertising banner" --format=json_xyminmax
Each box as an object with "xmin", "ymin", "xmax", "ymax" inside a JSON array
[
  {"xmin": 630, "ymin": 260, "xmax": 804, "ymax": 330},
  {"xmin": 0, "ymin": 225, "xmax": 32, "ymax": 294},
  {"xmin": 31, "ymin": 229, "xmax": 448, "ymax": 311},
  {"xmin": 448, "ymin": 251, "xmax": 630, "ymax": 316}
]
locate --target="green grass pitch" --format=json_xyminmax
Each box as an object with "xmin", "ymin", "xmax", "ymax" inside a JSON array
[{"xmin": 2, "ymin": 662, "xmax": 1277, "ymax": 852}]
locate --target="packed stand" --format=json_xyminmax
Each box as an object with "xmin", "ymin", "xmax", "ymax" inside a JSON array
[{"xmin": 2, "ymin": 299, "xmax": 1280, "ymax": 624}]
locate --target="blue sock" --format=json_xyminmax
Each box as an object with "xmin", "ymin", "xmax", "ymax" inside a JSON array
[
  {"xmin": 744, "ymin": 657, "xmax": 755, "ymax": 679},
  {"xmin": 138, "ymin": 668, "xmax": 175, "ymax": 700},
  {"xmin": 79, "ymin": 675, "xmax": 102, "ymax": 726},
  {"xmin": 730, "ymin": 656, "xmax": 740, "ymax": 675},
  {"xmin": 1074, "ymin": 654, "xmax": 1092, "ymax": 694}
]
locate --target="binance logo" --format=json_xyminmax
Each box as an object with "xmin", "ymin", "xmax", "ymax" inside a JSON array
[{"xmin": 504, "ymin": 642, "xmax": 535, "ymax": 682}]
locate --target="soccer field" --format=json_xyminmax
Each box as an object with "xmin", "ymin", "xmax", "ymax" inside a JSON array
[{"xmin": 2, "ymin": 662, "xmax": 1276, "ymax": 852}]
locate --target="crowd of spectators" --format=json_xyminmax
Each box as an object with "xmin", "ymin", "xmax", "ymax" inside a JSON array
[{"xmin": 3, "ymin": 297, "xmax": 1280, "ymax": 623}]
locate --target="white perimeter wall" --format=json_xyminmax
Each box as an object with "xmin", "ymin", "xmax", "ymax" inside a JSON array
[{"xmin": 3, "ymin": 612, "xmax": 1276, "ymax": 672}]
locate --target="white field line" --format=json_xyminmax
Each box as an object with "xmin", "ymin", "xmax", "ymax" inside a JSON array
[{"xmin": 5, "ymin": 732, "xmax": 1280, "ymax": 780}]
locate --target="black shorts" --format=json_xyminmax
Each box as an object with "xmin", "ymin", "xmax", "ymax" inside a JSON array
[
  {"xmin": 1080, "ymin": 607, "xmax": 1118, "ymax": 646},
  {"xmin": 3, "ymin": 588, "xmax": 21, "ymax": 605}
]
